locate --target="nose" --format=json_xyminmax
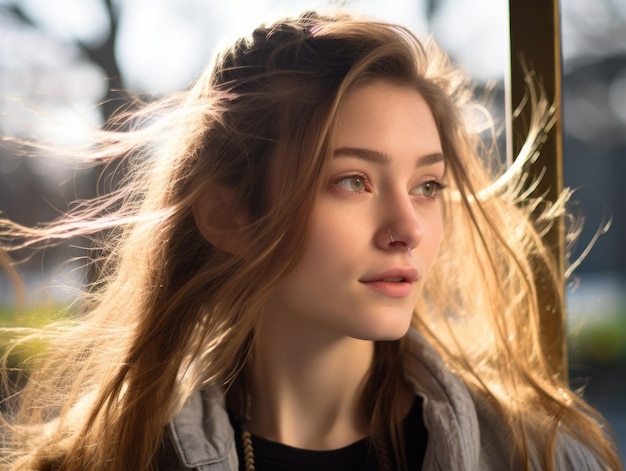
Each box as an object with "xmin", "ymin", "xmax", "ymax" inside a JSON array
[{"xmin": 378, "ymin": 194, "xmax": 422, "ymax": 253}]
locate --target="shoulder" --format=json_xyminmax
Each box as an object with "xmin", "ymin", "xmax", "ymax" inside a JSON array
[
  {"xmin": 402, "ymin": 328, "xmax": 482, "ymax": 468},
  {"xmin": 473, "ymin": 390, "xmax": 611, "ymax": 470},
  {"xmin": 153, "ymin": 388, "xmax": 239, "ymax": 471},
  {"xmin": 401, "ymin": 329, "xmax": 609, "ymax": 470}
]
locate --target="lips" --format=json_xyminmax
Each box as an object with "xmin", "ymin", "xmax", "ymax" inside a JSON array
[
  {"xmin": 359, "ymin": 268, "xmax": 419, "ymax": 298},
  {"xmin": 360, "ymin": 268, "xmax": 418, "ymax": 284},
  {"xmin": 382, "ymin": 277, "xmax": 405, "ymax": 282}
]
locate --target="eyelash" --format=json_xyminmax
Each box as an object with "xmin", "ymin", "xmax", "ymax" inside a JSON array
[{"xmin": 333, "ymin": 173, "xmax": 447, "ymax": 199}]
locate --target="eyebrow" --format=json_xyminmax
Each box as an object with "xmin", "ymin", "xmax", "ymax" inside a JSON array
[{"xmin": 333, "ymin": 147, "xmax": 445, "ymax": 168}]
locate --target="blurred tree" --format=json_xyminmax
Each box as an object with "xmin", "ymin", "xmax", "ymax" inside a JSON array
[
  {"xmin": 0, "ymin": 0, "xmax": 128, "ymax": 289},
  {"xmin": 2, "ymin": 0, "xmax": 126, "ymax": 122}
]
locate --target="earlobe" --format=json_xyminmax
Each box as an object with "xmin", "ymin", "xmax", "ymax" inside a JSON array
[{"xmin": 192, "ymin": 186, "xmax": 248, "ymax": 254}]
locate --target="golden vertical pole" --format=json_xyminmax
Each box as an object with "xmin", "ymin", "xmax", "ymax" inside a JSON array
[{"xmin": 509, "ymin": 0, "xmax": 567, "ymax": 380}]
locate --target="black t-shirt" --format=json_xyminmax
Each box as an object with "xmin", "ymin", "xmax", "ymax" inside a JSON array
[{"xmin": 229, "ymin": 396, "xmax": 428, "ymax": 470}]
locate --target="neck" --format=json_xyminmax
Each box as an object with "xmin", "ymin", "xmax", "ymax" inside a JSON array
[{"xmin": 246, "ymin": 308, "xmax": 375, "ymax": 450}]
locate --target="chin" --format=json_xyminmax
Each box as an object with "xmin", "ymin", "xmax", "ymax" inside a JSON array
[{"xmin": 352, "ymin": 320, "xmax": 412, "ymax": 342}]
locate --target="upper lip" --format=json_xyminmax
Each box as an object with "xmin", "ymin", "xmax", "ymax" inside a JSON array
[{"xmin": 359, "ymin": 267, "xmax": 419, "ymax": 283}]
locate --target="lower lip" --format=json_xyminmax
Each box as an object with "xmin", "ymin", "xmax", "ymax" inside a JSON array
[{"xmin": 361, "ymin": 280, "xmax": 413, "ymax": 298}]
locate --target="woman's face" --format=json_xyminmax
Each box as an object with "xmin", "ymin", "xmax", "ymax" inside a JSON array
[{"xmin": 268, "ymin": 80, "xmax": 445, "ymax": 341}]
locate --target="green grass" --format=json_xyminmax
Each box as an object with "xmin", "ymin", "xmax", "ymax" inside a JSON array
[
  {"xmin": 568, "ymin": 312, "xmax": 626, "ymax": 367},
  {"xmin": 0, "ymin": 303, "xmax": 70, "ymax": 370},
  {"xmin": 0, "ymin": 303, "xmax": 66, "ymax": 327}
]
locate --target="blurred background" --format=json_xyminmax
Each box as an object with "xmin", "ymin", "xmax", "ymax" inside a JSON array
[{"xmin": 0, "ymin": 0, "xmax": 624, "ymax": 458}]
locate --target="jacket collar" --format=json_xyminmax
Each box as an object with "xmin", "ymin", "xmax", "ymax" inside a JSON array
[
  {"xmin": 403, "ymin": 329, "xmax": 480, "ymax": 469},
  {"xmin": 169, "ymin": 385, "xmax": 237, "ymax": 469},
  {"xmin": 168, "ymin": 328, "xmax": 480, "ymax": 470}
]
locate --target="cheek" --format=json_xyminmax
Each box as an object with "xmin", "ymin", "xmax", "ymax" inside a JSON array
[
  {"xmin": 308, "ymin": 199, "xmax": 362, "ymax": 249},
  {"xmin": 286, "ymin": 209, "xmax": 340, "ymax": 275},
  {"xmin": 303, "ymin": 212, "xmax": 354, "ymax": 271},
  {"xmin": 424, "ymin": 210, "xmax": 444, "ymax": 266}
]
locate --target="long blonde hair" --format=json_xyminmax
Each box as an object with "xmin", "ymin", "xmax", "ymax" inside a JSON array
[{"xmin": 0, "ymin": 10, "xmax": 621, "ymax": 471}]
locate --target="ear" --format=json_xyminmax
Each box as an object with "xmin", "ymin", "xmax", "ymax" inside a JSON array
[{"xmin": 192, "ymin": 185, "xmax": 248, "ymax": 254}]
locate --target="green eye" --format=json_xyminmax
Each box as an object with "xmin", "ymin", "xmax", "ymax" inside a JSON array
[
  {"xmin": 414, "ymin": 180, "xmax": 446, "ymax": 198},
  {"xmin": 422, "ymin": 182, "xmax": 436, "ymax": 197},
  {"xmin": 337, "ymin": 175, "xmax": 367, "ymax": 192}
]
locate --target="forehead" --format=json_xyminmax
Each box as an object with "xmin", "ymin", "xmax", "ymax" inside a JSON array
[{"xmin": 331, "ymin": 80, "xmax": 442, "ymax": 157}]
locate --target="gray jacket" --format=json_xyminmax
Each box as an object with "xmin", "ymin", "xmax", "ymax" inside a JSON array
[{"xmin": 157, "ymin": 329, "xmax": 610, "ymax": 470}]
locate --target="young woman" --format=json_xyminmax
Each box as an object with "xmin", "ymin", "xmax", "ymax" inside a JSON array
[{"xmin": 0, "ymin": 9, "xmax": 622, "ymax": 471}]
